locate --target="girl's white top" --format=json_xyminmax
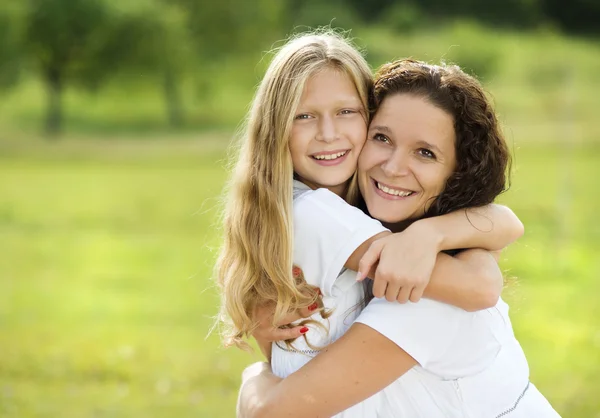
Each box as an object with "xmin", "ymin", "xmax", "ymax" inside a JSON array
[{"xmin": 271, "ymin": 181, "xmax": 561, "ymax": 418}]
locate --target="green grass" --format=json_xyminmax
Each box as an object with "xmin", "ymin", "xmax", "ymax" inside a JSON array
[{"xmin": 0, "ymin": 136, "xmax": 599, "ymax": 417}]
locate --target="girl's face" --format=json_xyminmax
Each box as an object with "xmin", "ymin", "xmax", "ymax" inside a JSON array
[
  {"xmin": 358, "ymin": 94, "xmax": 457, "ymax": 228},
  {"xmin": 289, "ymin": 67, "xmax": 367, "ymax": 196}
]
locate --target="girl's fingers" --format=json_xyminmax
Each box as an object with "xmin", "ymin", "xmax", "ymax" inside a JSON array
[
  {"xmin": 408, "ymin": 286, "xmax": 425, "ymax": 303},
  {"xmin": 372, "ymin": 279, "xmax": 388, "ymax": 299},
  {"xmin": 396, "ymin": 286, "xmax": 412, "ymax": 304},
  {"xmin": 357, "ymin": 241, "xmax": 384, "ymax": 281},
  {"xmin": 384, "ymin": 281, "xmax": 402, "ymax": 302}
]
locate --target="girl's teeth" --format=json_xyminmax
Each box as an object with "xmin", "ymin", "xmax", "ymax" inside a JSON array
[
  {"xmin": 313, "ymin": 151, "xmax": 347, "ymax": 160},
  {"xmin": 376, "ymin": 182, "xmax": 413, "ymax": 197}
]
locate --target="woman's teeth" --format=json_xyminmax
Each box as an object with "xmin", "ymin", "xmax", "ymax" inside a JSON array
[
  {"xmin": 376, "ymin": 182, "xmax": 414, "ymax": 197},
  {"xmin": 313, "ymin": 151, "xmax": 347, "ymax": 160}
]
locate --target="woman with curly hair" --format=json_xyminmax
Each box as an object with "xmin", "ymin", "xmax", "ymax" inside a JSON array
[{"xmin": 237, "ymin": 59, "xmax": 561, "ymax": 417}]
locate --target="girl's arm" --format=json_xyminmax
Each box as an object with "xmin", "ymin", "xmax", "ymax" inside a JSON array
[
  {"xmin": 423, "ymin": 248, "xmax": 503, "ymax": 311},
  {"xmin": 239, "ymin": 250, "xmax": 499, "ymax": 417},
  {"xmin": 414, "ymin": 204, "xmax": 524, "ymax": 252},
  {"xmin": 347, "ymin": 204, "xmax": 521, "ymax": 309},
  {"xmin": 349, "ymin": 204, "xmax": 522, "ymax": 271}
]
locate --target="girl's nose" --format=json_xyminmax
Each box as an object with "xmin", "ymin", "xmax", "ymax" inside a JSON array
[{"xmin": 315, "ymin": 116, "xmax": 337, "ymax": 143}]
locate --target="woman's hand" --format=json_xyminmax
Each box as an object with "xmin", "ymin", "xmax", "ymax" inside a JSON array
[
  {"xmin": 357, "ymin": 221, "xmax": 442, "ymax": 303},
  {"xmin": 252, "ymin": 298, "xmax": 318, "ymax": 360},
  {"xmin": 237, "ymin": 362, "xmax": 282, "ymax": 418}
]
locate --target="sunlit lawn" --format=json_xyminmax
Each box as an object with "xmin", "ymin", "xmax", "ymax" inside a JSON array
[{"xmin": 0, "ymin": 135, "xmax": 598, "ymax": 417}]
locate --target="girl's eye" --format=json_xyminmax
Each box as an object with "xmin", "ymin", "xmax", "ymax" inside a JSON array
[
  {"xmin": 372, "ymin": 133, "xmax": 390, "ymax": 143},
  {"xmin": 418, "ymin": 148, "xmax": 436, "ymax": 159},
  {"xmin": 340, "ymin": 109, "xmax": 356, "ymax": 115},
  {"xmin": 294, "ymin": 114, "xmax": 312, "ymax": 120}
]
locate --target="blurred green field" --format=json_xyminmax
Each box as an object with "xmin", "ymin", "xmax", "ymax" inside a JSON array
[
  {"xmin": 1, "ymin": 135, "xmax": 599, "ymax": 417},
  {"xmin": 1, "ymin": 23, "xmax": 599, "ymax": 418},
  {"xmin": 1, "ymin": 23, "xmax": 599, "ymax": 140}
]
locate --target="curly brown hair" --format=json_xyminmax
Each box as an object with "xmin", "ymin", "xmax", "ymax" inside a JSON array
[{"xmin": 370, "ymin": 59, "xmax": 511, "ymax": 218}]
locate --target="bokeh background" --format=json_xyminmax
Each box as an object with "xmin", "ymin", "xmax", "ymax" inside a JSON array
[{"xmin": 1, "ymin": 0, "xmax": 599, "ymax": 417}]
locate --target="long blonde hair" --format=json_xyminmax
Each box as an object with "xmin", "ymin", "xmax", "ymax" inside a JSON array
[{"xmin": 215, "ymin": 30, "xmax": 372, "ymax": 350}]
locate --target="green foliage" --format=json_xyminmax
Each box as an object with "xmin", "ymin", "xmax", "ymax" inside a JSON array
[
  {"xmin": 0, "ymin": 3, "xmax": 25, "ymax": 89},
  {"xmin": 286, "ymin": 0, "xmax": 360, "ymax": 31},
  {"xmin": 442, "ymin": 21, "xmax": 502, "ymax": 80},
  {"xmin": 383, "ymin": 3, "xmax": 424, "ymax": 34},
  {"xmin": 24, "ymin": 0, "xmax": 112, "ymax": 83}
]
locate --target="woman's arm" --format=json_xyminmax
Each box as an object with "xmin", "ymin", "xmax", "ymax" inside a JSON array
[
  {"xmin": 239, "ymin": 323, "xmax": 416, "ymax": 418},
  {"xmin": 238, "ymin": 250, "xmax": 499, "ymax": 417}
]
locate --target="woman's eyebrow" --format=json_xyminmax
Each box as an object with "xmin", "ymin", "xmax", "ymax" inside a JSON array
[
  {"xmin": 368, "ymin": 125, "xmax": 392, "ymax": 134},
  {"xmin": 417, "ymin": 140, "xmax": 443, "ymax": 155}
]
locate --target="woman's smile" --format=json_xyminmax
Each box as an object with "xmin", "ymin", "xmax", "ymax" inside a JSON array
[{"xmin": 371, "ymin": 179, "xmax": 416, "ymax": 199}]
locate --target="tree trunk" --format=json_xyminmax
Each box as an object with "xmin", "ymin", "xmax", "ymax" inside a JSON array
[
  {"xmin": 44, "ymin": 67, "xmax": 63, "ymax": 138},
  {"xmin": 163, "ymin": 67, "xmax": 184, "ymax": 128}
]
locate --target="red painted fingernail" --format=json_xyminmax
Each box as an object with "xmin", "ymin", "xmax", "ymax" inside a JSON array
[
  {"xmin": 292, "ymin": 266, "xmax": 302, "ymax": 278},
  {"xmin": 308, "ymin": 303, "xmax": 318, "ymax": 311},
  {"xmin": 300, "ymin": 327, "xmax": 309, "ymax": 334}
]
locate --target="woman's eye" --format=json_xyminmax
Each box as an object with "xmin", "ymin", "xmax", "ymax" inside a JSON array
[
  {"xmin": 340, "ymin": 109, "xmax": 356, "ymax": 115},
  {"xmin": 372, "ymin": 133, "xmax": 390, "ymax": 143},
  {"xmin": 418, "ymin": 148, "xmax": 436, "ymax": 159},
  {"xmin": 294, "ymin": 114, "xmax": 311, "ymax": 120}
]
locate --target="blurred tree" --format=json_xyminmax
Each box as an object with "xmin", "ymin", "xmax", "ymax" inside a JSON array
[
  {"xmin": 23, "ymin": 0, "xmax": 121, "ymax": 136},
  {"xmin": 541, "ymin": 0, "xmax": 600, "ymax": 34},
  {"xmin": 174, "ymin": 0, "xmax": 286, "ymax": 59},
  {"xmin": 358, "ymin": 0, "xmax": 600, "ymax": 34},
  {"xmin": 105, "ymin": 1, "xmax": 194, "ymax": 128},
  {"xmin": 285, "ymin": 0, "xmax": 359, "ymax": 30},
  {"xmin": 0, "ymin": 3, "xmax": 24, "ymax": 90}
]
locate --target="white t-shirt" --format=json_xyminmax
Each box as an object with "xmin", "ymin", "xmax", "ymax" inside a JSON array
[
  {"xmin": 270, "ymin": 181, "xmax": 560, "ymax": 417},
  {"xmin": 290, "ymin": 181, "xmax": 388, "ymax": 298},
  {"xmin": 271, "ymin": 181, "xmax": 389, "ymax": 416},
  {"xmin": 355, "ymin": 297, "xmax": 561, "ymax": 417}
]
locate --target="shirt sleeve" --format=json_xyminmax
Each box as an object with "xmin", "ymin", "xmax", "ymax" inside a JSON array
[
  {"xmin": 293, "ymin": 188, "xmax": 389, "ymax": 297},
  {"xmin": 354, "ymin": 298, "xmax": 464, "ymax": 369}
]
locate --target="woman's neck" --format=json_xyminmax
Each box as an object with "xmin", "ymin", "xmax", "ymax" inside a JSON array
[{"xmin": 382, "ymin": 218, "xmax": 417, "ymax": 233}]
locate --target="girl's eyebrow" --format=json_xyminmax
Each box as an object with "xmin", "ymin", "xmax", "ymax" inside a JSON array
[{"xmin": 297, "ymin": 97, "xmax": 363, "ymax": 110}]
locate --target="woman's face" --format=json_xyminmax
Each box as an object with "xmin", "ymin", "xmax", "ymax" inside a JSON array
[{"xmin": 358, "ymin": 94, "xmax": 457, "ymax": 227}]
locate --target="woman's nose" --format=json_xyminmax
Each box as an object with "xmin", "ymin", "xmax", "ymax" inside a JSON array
[{"xmin": 381, "ymin": 150, "xmax": 410, "ymax": 177}]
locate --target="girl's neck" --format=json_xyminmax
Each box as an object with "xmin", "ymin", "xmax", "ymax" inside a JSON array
[{"xmin": 295, "ymin": 177, "xmax": 349, "ymax": 198}]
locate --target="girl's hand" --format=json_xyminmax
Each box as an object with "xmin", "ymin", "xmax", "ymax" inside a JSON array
[{"xmin": 357, "ymin": 221, "xmax": 442, "ymax": 303}]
